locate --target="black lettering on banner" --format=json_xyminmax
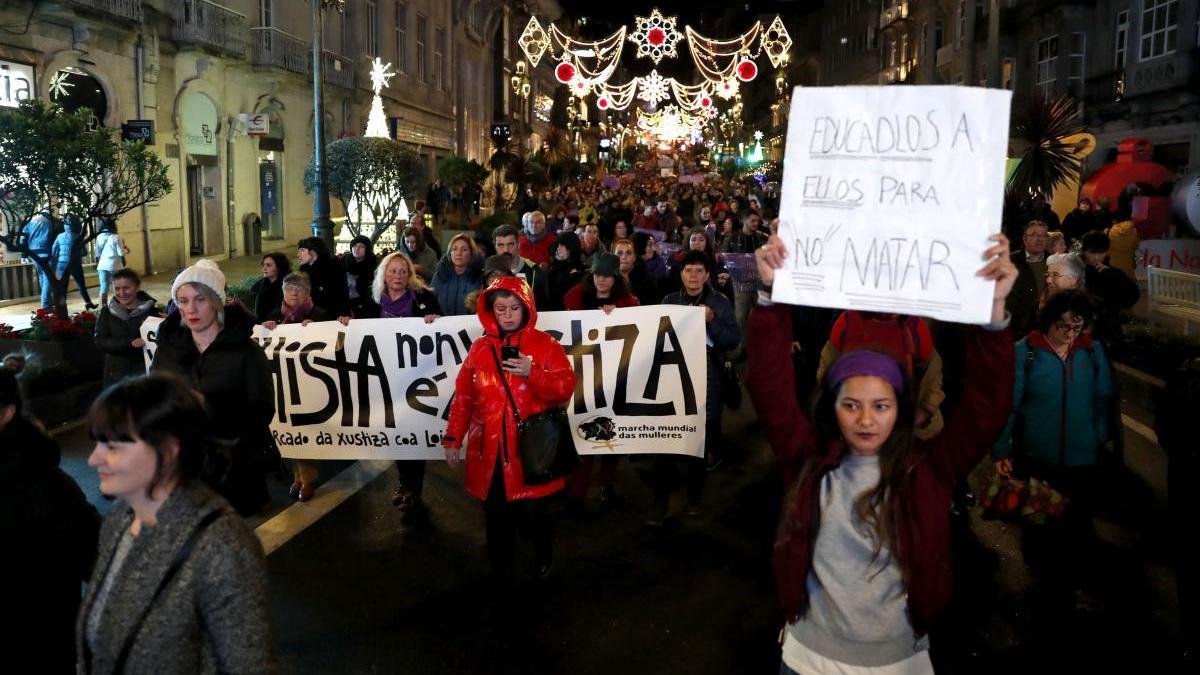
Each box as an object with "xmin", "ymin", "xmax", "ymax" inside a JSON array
[
  {"xmin": 312, "ymin": 332, "xmax": 395, "ymax": 428},
  {"xmin": 609, "ymin": 316, "xmax": 697, "ymax": 416},
  {"xmin": 407, "ymin": 371, "xmax": 448, "ymax": 417},
  {"xmin": 291, "ymin": 341, "xmax": 339, "ymax": 426},
  {"xmin": 564, "ymin": 319, "xmax": 607, "ymax": 414}
]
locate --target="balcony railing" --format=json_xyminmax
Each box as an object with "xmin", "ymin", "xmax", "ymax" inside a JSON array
[
  {"xmin": 174, "ymin": 0, "xmax": 247, "ymax": 58},
  {"xmin": 252, "ymin": 27, "xmax": 309, "ymax": 76},
  {"xmin": 322, "ymin": 51, "xmax": 354, "ymax": 89},
  {"xmin": 67, "ymin": 0, "xmax": 143, "ymax": 21},
  {"xmin": 879, "ymin": 1, "xmax": 909, "ymax": 30}
]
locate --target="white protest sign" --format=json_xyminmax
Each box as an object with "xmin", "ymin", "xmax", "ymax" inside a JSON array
[
  {"xmin": 141, "ymin": 307, "xmax": 707, "ymax": 460},
  {"xmin": 772, "ymin": 86, "xmax": 1012, "ymax": 324}
]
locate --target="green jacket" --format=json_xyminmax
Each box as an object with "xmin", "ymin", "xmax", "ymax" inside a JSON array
[{"xmin": 993, "ymin": 332, "xmax": 1115, "ymax": 468}]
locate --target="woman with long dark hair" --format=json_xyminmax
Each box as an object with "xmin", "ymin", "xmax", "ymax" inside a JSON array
[
  {"xmin": 748, "ymin": 233, "xmax": 1019, "ymax": 675},
  {"xmin": 250, "ymin": 252, "xmax": 291, "ymax": 323},
  {"xmin": 540, "ymin": 231, "xmax": 585, "ymax": 312}
]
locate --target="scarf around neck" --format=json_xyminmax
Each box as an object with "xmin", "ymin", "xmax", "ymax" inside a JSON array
[
  {"xmin": 381, "ymin": 289, "xmax": 415, "ymax": 318},
  {"xmin": 280, "ymin": 299, "xmax": 315, "ymax": 324}
]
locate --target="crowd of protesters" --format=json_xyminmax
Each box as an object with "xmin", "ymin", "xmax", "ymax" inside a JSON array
[{"xmin": 8, "ymin": 160, "xmax": 1198, "ymax": 674}]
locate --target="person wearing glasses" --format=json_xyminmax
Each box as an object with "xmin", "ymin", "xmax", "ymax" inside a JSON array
[{"xmin": 992, "ymin": 289, "xmax": 1116, "ymax": 614}]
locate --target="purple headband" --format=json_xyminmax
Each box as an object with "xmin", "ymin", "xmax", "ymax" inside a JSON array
[{"xmin": 826, "ymin": 350, "xmax": 905, "ymax": 394}]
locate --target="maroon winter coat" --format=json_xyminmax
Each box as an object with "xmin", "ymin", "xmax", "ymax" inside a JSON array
[
  {"xmin": 745, "ymin": 303, "xmax": 1014, "ymax": 637},
  {"xmin": 443, "ymin": 276, "xmax": 576, "ymax": 501}
]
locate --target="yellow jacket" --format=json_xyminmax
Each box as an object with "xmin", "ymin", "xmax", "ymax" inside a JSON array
[{"xmin": 1107, "ymin": 220, "xmax": 1139, "ymax": 281}]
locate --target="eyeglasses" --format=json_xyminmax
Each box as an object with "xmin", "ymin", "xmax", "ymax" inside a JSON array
[{"xmin": 1052, "ymin": 320, "xmax": 1086, "ymax": 333}]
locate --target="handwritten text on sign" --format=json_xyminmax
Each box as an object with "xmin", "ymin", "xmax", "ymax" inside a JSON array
[
  {"xmin": 141, "ymin": 307, "xmax": 707, "ymax": 460},
  {"xmin": 772, "ymin": 86, "xmax": 1012, "ymax": 323}
]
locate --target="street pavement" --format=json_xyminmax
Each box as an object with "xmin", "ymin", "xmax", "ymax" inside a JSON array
[{"xmin": 52, "ymin": 383, "xmax": 1191, "ymax": 674}]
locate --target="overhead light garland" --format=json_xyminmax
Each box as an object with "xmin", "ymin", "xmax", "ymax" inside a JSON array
[{"xmin": 628, "ymin": 9, "xmax": 683, "ymax": 64}]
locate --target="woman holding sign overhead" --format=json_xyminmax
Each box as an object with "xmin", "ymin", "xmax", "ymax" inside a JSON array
[
  {"xmin": 748, "ymin": 233, "xmax": 1018, "ymax": 675},
  {"xmin": 442, "ymin": 276, "xmax": 576, "ymax": 587}
]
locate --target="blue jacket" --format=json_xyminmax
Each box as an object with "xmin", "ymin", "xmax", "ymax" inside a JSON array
[
  {"xmin": 993, "ymin": 332, "xmax": 1115, "ymax": 468},
  {"xmin": 25, "ymin": 211, "xmax": 55, "ymax": 255},
  {"xmin": 432, "ymin": 255, "xmax": 483, "ymax": 316},
  {"xmin": 50, "ymin": 230, "xmax": 78, "ymax": 272}
]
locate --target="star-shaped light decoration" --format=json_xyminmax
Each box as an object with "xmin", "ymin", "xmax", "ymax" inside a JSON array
[
  {"xmin": 48, "ymin": 70, "xmax": 74, "ymax": 100},
  {"xmin": 715, "ymin": 78, "xmax": 739, "ymax": 100},
  {"xmin": 762, "ymin": 15, "xmax": 793, "ymax": 69},
  {"xmin": 637, "ymin": 70, "xmax": 671, "ymax": 106},
  {"xmin": 628, "ymin": 9, "xmax": 683, "ymax": 64},
  {"xmin": 519, "ymin": 16, "xmax": 550, "ymax": 67},
  {"xmin": 368, "ymin": 57, "xmax": 395, "ymax": 94},
  {"xmin": 753, "ymin": 130, "xmax": 764, "ymax": 141}
]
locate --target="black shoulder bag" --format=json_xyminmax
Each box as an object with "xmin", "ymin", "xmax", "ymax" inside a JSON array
[
  {"xmin": 103, "ymin": 509, "xmax": 224, "ymax": 674},
  {"xmin": 490, "ymin": 345, "xmax": 580, "ymax": 484}
]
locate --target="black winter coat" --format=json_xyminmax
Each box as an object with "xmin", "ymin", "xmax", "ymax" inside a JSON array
[
  {"xmin": 0, "ymin": 415, "xmax": 100, "ymax": 674},
  {"xmin": 300, "ymin": 257, "xmax": 349, "ymax": 317},
  {"xmin": 151, "ymin": 304, "xmax": 275, "ymax": 515},
  {"xmin": 662, "ymin": 286, "xmax": 740, "ymax": 420},
  {"xmin": 250, "ymin": 276, "xmax": 284, "ymax": 323},
  {"xmin": 94, "ymin": 292, "xmax": 160, "ymax": 385}
]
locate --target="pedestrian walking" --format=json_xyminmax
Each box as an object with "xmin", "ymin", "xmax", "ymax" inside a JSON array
[
  {"xmin": 94, "ymin": 219, "xmax": 127, "ymax": 307},
  {"xmin": 25, "ymin": 208, "xmax": 58, "ymax": 308},
  {"xmin": 94, "ymin": 269, "xmax": 161, "ymax": 386},
  {"xmin": 613, "ymin": 237, "xmax": 661, "ymax": 305},
  {"xmin": 401, "ymin": 225, "xmax": 440, "ymax": 283},
  {"xmin": 339, "ymin": 252, "xmax": 441, "ymax": 516},
  {"xmin": 518, "ymin": 211, "xmax": 557, "ymax": 268},
  {"xmin": 1006, "ymin": 220, "xmax": 1050, "ymax": 336},
  {"xmin": 343, "ymin": 235, "xmax": 378, "ymax": 319},
  {"xmin": 1079, "ymin": 230, "xmax": 1139, "ymax": 343},
  {"xmin": 442, "ymin": 276, "xmax": 576, "ymax": 585},
  {"xmin": 79, "ymin": 374, "xmax": 274, "ymax": 674},
  {"xmin": 151, "ymin": 260, "xmax": 275, "ymax": 516},
  {"xmin": 1, "ymin": 369, "xmax": 101, "ymax": 675},
  {"xmin": 1061, "ymin": 198, "xmax": 1097, "ymax": 245},
  {"xmin": 51, "ymin": 215, "xmax": 97, "ymax": 310},
  {"xmin": 748, "ymin": 233, "xmax": 1018, "ymax": 675},
  {"xmin": 539, "ymin": 231, "xmax": 585, "ymax": 312}
]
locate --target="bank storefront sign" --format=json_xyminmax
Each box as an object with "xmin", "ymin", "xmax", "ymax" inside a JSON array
[
  {"xmin": 0, "ymin": 59, "xmax": 35, "ymax": 108},
  {"xmin": 182, "ymin": 92, "xmax": 218, "ymax": 156}
]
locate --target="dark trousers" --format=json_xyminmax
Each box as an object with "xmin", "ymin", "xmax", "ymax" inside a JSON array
[
  {"xmin": 483, "ymin": 458, "xmax": 552, "ymax": 583},
  {"xmin": 567, "ymin": 455, "xmax": 620, "ymax": 499},
  {"xmin": 650, "ymin": 417, "xmax": 720, "ymax": 507},
  {"xmin": 56, "ymin": 261, "xmax": 93, "ymax": 306},
  {"xmin": 395, "ymin": 460, "xmax": 426, "ymax": 497},
  {"xmin": 1021, "ymin": 463, "xmax": 1102, "ymax": 597}
]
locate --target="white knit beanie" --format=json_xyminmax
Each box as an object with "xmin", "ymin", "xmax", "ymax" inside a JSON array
[{"xmin": 171, "ymin": 259, "xmax": 226, "ymax": 303}]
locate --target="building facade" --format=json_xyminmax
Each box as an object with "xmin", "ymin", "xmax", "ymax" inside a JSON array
[{"xmin": 0, "ymin": 0, "xmax": 511, "ymax": 282}]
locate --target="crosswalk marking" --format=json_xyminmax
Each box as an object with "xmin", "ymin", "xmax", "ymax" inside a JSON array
[{"xmin": 255, "ymin": 460, "xmax": 392, "ymax": 555}]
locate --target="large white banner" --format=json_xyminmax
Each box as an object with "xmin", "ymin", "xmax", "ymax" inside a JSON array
[
  {"xmin": 772, "ymin": 86, "xmax": 1012, "ymax": 324},
  {"xmin": 141, "ymin": 307, "xmax": 708, "ymax": 460}
]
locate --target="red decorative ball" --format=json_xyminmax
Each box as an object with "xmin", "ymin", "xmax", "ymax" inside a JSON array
[
  {"xmin": 736, "ymin": 59, "xmax": 758, "ymax": 82},
  {"xmin": 597, "ymin": 96, "xmax": 610, "ymax": 110},
  {"xmin": 555, "ymin": 61, "xmax": 576, "ymax": 84},
  {"xmin": 648, "ymin": 27, "xmax": 666, "ymax": 47},
  {"xmin": 700, "ymin": 95, "xmax": 712, "ymax": 108}
]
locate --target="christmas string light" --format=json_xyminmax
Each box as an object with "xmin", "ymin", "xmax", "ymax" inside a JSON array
[
  {"xmin": 518, "ymin": 16, "xmax": 550, "ymax": 66},
  {"xmin": 685, "ymin": 22, "xmax": 763, "ymax": 85}
]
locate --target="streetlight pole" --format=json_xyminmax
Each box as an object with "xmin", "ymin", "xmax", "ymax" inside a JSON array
[{"xmin": 310, "ymin": 0, "xmax": 344, "ymax": 248}]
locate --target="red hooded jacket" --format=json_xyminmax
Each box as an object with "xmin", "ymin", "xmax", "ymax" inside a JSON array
[
  {"xmin": 443, "ymin": 276, "xmax": 576, "ymax": 501},
  {"xmin": 746, "ymin": 303, "xmax": 1013, "ymax": 637}
]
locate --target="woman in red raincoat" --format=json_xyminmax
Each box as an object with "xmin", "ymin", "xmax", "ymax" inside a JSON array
[{"xmin": 442, "ymin": 275, "xmax": 576, "ymax": 582}]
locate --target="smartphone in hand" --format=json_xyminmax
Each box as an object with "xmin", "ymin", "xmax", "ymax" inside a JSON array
[{"xmin": 501, "ymin": 346, "xmax": 520, "ymax": 361}]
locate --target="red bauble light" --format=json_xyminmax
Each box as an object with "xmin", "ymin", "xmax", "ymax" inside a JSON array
[
  {"xmin": 736, "ymin": 59, "xmax": 758, "ymax": 82},
  {"xmin": 555, "ymin": 61, "xmax": 576, "ymax": 84},
  {"xmin": 648, "ymin": 28, "xmax": 666, "ymax": 46},
  {"xmin": 700, "ymin": 95, "xmax": 712, "ymax": 108},
  {"xmin": 597, "ymin": 96, "xmax": 611, "ymax": 110}
]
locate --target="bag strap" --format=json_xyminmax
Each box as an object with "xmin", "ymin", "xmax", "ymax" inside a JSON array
[
  {"xmin": 489, "ymin": 345, "xmax": 524, "ymax": 424},
  {"xmin": 110, "ymin": 509, "xmax": 223, "ymax": 674}
]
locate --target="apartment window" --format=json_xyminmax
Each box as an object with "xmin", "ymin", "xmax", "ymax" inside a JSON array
[
  {"xmin": 395, "ymin": 2, "xmax": 407, "ymax": 72},
  {"xmin": 934, "ymin": 20, "xmax": 944, "ymax": 49},
  {"xmin": 1002, "ymin": 57, "xmax": 1015, "ymax": 90},
  {"xmin": 867, "ymin": 25, "xmax": 878, "ymax": 49},
  {"xmin": 340, "ymin": 10, "xmax": 349, "ymax": 55},
  {"xmin": 258, "ymin": 0, "xmax": 272, "ymax": 27},
  {"xmin": 366, "ymin": 0, "xmax": 379, "ymax": 57},
  {"xmin": 1140, "ymin": 0, "xmax": 1178, "ymax": 60},
  {"xmin": 1068, "ymin": 32, "xmax": 1086, "ymax": 91},
  {"xmin": 435, "ymin": 28, "xmax": 446, "ymax": 90},
  {"xmin": 416, "ymin": 14, "xmax": 428, "ymax": 83},
  {"xmin": 1115, "ymin": 9, "xmax": 1130, "ymax": 68},
  {"xmin": 1036, "ymin": 35, "xmax": 1059, "ymax": 85},
  {"xmin": 920, "ymin": 23, "xmax": 928, "ymax": 61}
]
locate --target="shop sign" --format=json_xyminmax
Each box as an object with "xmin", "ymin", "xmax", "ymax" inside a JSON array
[
  {"xmin": 0, "ymin": 59, "xmax": 35, "ymax": 108},
  {"xmin": 240, "ymin": 112, "xmax": 269, "ymax": 136},
  {"xmin": 121, "ymin": 120, "xmax": 155, "ymax": 144},
  {"xmin": 181, "ymin": 93, "xmax": 218, "ymax": 156}
]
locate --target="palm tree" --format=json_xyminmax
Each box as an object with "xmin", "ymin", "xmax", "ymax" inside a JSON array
[
  {"xmin": 487, "ymin": 147, "xmax": 519, "ymax": 212},
  {"xmin": 1008, "ymin": 94, "xmax": 1086, "ymax": 200}
]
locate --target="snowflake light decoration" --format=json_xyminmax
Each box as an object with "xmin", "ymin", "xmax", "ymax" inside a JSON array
[
  {"xmin": 628, "ymin": 9, "xmax": 682, "ymax": 64},
  {"xmin": 637, "ymin": 70, "xmax": 671, "ymax": 106},
  {"xmin": 715, "ymin": 78, "xmax": 739, "ymax": 100},
  {"xmin": 48, "ymin": 70, "xmax": 74, "ymax": 99},
  {"xmin": 368, "ymin": 57, "xmax": 395, "ymax": 94},
  {"xmin": 519, "ymin": 16, "xmax": 550, "ymax": 66},
  {"xmin": 753, "ymin": 130, "xmax": 764, "ymax": 141}
]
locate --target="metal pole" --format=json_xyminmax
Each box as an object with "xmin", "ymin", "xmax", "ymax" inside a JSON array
[{"xmin": 310, "ymin": 0, "xmax": 334, "ymax": 248}]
